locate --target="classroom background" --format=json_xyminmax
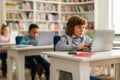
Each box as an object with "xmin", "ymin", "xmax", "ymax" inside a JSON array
[{"xmin": 0, "ymin": 0, "xmax": 120, "ymax": 80}]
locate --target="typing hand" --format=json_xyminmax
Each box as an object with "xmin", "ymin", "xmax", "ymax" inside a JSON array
[
  {"xmin": 77, "ymin": 43, "xmax": 91, "ymax": 50},
  {"xmin": 84, "ymin": 43, "xmax": 91, "ymax": 47},
  {"xmin": 77, "ymin": 45, "xmax": 88, "ymax": 50},
  {"xmin": 29, "ymin": 40, "xmax": 35, "ymax": 45}
]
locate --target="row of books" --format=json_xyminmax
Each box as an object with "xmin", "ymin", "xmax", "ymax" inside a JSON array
[
  {"xmin": 61, "ymin": 15, "xmax": 72, "ymax": 22},
  {"xmin": 7, "ymin": 21, "xmax": 27, "ymax": 31},
  {"xmin": 18, "ymin": 22, "xmax": 60, "ymax": 36},
  {"xmin": 59, "ymin": 22, "xmax": 94, "ymax": 31},
  {"xmin": 36, "ymin": 23, "xmax": 59, "ymax": 31},
  {"xmin": 7, "ymin": 22, "xmax": 60, "ymax": 31},
  {"xmin": 60, "ymin": 0, "xmax": 93, "ymax": 2},
  {"xmin": 36, "ymin": 13, "xmax": 58, "ymax": 21},
  {"xmin": 36, "ymin": 3, "xmax": 58, "ymax": 11},
  {"xmin": 61, "ymin": 15, "xmax": 86, "ymax": 21},
  {"xmin": 6, "ymin": 1, "xmax": 33, "ymax": 10},
  {"xmin": 44, "ymin": 0, "xmax": 59, "ymax": 1},
  {"xmin": 6, "ymin": 12, "xmax": 34, "ymax": 20},
  {"xmin": 61, "ymin": 5, "xmax": 94, "ymax": 12},
  {"xmin": 61, "ymin": 15, "xmax": 94, "ymax": 29}
]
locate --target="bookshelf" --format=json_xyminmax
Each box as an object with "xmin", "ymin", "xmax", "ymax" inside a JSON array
[
  {"xmin": 4, "ymin": 0, "xmax": 94, "ymax": 35},
  {"xmin": 60, "ymin": 0, "xmax": 94, "ymax": 34},
  {"xmin": 5, "ymin": 0, "xmax": 34, "ymax": 32},
  {"xmin": 35, "ymin": 0, "xmax": 60, "ymax": 31},
  {"xmin": 0, "ymin": 0, "xmax": 2, "ymax": 26}
]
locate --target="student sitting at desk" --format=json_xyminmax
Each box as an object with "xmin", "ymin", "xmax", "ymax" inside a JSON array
[
  {"xmin": 20, "ymin": 24, "xmax": 50, "ymax": 80},
  {"xmin": 55, "ymin": 16, "xmax": 102, "ymax": 80},
  {"xmin": 0, "ymin": 24, "xmax": 10, "ymax": 77}
]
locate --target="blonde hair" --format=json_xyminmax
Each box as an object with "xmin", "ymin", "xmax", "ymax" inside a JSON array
[{"xmin": 0, "ymin": 24, "xmax": 8, "ymax": 35}]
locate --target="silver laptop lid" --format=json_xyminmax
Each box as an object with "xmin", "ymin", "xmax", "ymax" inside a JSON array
[
  {"xmin": 38, "ymin": 31, "xmax": 57, "ymax": 46},
  {"xmin": 91, "ymin": 30, "xmax": 115, "ymax": 52}
]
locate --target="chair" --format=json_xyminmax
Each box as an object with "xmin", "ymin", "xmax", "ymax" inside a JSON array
[
  {"xmin": 53, "ymin": 35, "xmax": 61, "ymax": 51},
  {"xmin": 54, "ymin": 36, "xmax": 73, "ymax": 80},
  {"xmin": 15, "ymin": 36, "xmax": 23, "ymax": 45}
]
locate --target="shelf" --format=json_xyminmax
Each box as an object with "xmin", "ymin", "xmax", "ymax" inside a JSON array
[
  {"xmin": 5, "ymin": 0, "xmax": 94, "ymax": 34},
  {"xmin": 36, "ymin": 10, "xmax": 59, "ymax": 13},
  {"xmin": 60, "ymin": 1, "xmax": 94, "ymax": 5},
  {"xmin": 6, "ymin": 9, "xmax": 34, "ymax": 12},
  {"xmin": 36, "ymin": 20, "xmax": 59, "ymax": 23},
  {"xmin": 35, "ymin": 0, "xmax": 59, "ymax": 4},
  {"xmin": 61, "ymin": 11, "xmax": 94, "ymax": 14},
  {"xmin": 6, "ymin": 19, "xmax": 33, "ymax": 22}
]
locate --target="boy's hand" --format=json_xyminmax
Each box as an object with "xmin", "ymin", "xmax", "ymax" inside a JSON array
[
  {"xmin": 77, "ymin": 45, "xmax": 87, "ymax": 50},
  {"xmin": 84, "ymin": 43, "xmax": 91, "ymax": 47},
  {"xmin": 29, "ymin": 40, "xmax": 35, "ymax": 45},
  {"xmin": 77, "ymin": 43, "xmax": 91, "ymax": 50}
]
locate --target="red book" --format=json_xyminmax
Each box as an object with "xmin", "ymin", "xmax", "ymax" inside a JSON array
[{"xmin": 75, "ymin": 52, "xmax": 95, "ymax": 57}]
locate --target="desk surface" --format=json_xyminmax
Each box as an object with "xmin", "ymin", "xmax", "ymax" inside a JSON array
[
  {"xmin": 7, "ymin": 45, "xmax": 120, "ymax": 80},
  {"xmin": 0, "ymin": 43, "xmax": 14, "ymax": 46},
  {"xmin": 9, "ymin": 45, "xmax": 54, "ymax": 50},
  {"xmin": 43, "ymin": 50, "xmax": 120, "ymax": 62}
]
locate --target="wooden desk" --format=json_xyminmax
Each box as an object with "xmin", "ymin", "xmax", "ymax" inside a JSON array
[
  {"xmin": 7, "ymin": 45, "xmax": 53, "ymax": 80},
  {"xmin": 43, "ymin": 50, "xmax": 120, "ymax": 80}
]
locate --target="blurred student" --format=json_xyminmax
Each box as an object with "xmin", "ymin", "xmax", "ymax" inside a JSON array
[
  {"xmin": 0, "ymin": 24, "xmax": 10, "ymax": 77},
  {"xmin": 20, "ymin": 24, "xmax": 50, "ymax": 80},
  {"xmin": 55, "ymin": 16, "xmax": 102, "ymax": 80}
]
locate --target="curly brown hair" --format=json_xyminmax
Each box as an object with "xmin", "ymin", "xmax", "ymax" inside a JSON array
[{"xmin": 65, "ymin": 16, "xmax": 88, "ymax": 36}]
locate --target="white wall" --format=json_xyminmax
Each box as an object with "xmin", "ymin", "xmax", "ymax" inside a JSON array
[
  {"xmin": 0, "ymin": 0, "xmax": 5, "ymax": 28},
  {"xmin": 95, "ymin": 0, "xmax": 112, "ymax": 29},
  {"xmin": 0, "ymin": 0, "xmax": 2, "ymax": 27}
]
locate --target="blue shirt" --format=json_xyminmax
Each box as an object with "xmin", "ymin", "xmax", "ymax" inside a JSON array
[{"xmin": 20, "ymin": 34, "xmax": 39, "ymax": 46}]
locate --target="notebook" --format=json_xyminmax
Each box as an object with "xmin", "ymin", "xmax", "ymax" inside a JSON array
[
  {"xmin": 75, "ymin": 52, "xmax": 95, "ymax": 57},
  {"xmin": 38, "ymin": 31, "xmax": 58, "ymax": 46},
  {"xmin": 90, "ymin": 30, "xmax": 115, "ymax": 52}
]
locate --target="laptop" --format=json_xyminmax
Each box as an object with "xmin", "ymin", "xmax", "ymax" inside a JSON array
[
  {"xmin": 90, "ymin": 30, "xmax": 115, "ymax": 52},
  {"xmin": 38, "ymin": 31, "xmax": 58, "ymax": 46}
]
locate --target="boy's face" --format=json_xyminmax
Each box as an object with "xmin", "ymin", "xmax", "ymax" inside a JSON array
[
  {"xmin": 29, "ymin": 28, "xmax": 39, "ymax": 38},
  {"xmin": 73, "ymin": 25, "xmax": 87, "ymax": 37}
]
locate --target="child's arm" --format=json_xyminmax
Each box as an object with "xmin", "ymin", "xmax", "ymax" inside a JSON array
[
  {"xmin": 20, "ymin": 36, "xmax": 31, "ymax": 45},
  {"xmin": 77, "ymin": 43, "xmax": 91, "ymax": 50},
  {"xmin": 20, "ymin": 36, "xmax": 38, "ymax": 46},
  {"xmin": 55, "ymin": 36, "xmax": 77, "ymax": 51},
  {"xmin": 29, "ymin": 39, "xmax": 38, "ymax": 46},
  {"xmin": 8, "ymin": 36, "xmax": 10, "ymax": 43}
]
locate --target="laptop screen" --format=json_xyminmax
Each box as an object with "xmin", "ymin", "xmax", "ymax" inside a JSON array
[
  {"xmin": 91, "ymin": 30, "xmax": 115, "ymax": 52},
  {"xmin": 38, "ymin": 31, "xmax": 58, "ymax": 46}
]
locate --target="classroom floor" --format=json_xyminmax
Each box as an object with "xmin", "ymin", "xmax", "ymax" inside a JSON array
[
  {"xmin": 0, "ymin": 70, "xmax": 115, "ymax": 80},
  {"xmin": 0, "ymin": 68, "xmax": 46, "ymax": 80},
  {"xmin": 0, "ymin": 64, "xmax": 115, "ymax": 80}
]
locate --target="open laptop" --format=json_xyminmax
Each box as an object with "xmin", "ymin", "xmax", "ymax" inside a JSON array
[
  {"xmin": 90, "ymin": 30, "xmax": 115, "ymax": 52},
  {"xmin": 38, "ymin": 31, "xmax": 58, "ymax": 46}
]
